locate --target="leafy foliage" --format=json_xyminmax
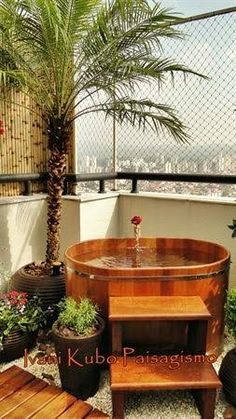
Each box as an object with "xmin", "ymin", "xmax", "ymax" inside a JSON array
[
  {"xmin": 57, "ymin": 297, "xmax": 99, "ymax": 336},
  {"xmin": 0, "ymin": 0, "xmax": 206, "ymax": 144},
  {"xmin": 0, "ymin": 291, "xmax": 46, "ymax": 349},
  {"xmin": 0, "ymin": 47, "xmax": 19, "ymax": 86},
  {"xmin": 225, "ymin": 288, "xmax": 236, "ymax": 339},
  {"xmin": 228, "ymin": 219, "xmax": 236, "ymax": 238}
]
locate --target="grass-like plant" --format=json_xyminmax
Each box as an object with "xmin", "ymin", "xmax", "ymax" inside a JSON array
[
  {"xmin": 225, "ymin": 288, "xmax": 236, "ymax": 339},
  {"xmin": 57, "ymin": 297, "xmax": 99, "ymax": 336}
]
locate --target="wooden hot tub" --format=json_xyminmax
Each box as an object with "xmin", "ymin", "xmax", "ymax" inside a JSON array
[{"xmin": 65, "ymin": 238, "xmax": 230, "ymax": 355}]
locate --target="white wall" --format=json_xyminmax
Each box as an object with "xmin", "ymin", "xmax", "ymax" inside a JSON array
[
  {"xmin": 60, "ymin": 194, "xmax": 119, "ymax": 257},
  {"xmin": 60, "ymin": 197, "xmax": 81, "ymax": 260},
  {"xmin": 119, "ymin": 193, "xmax": 236, "ymax": 287},
  {"xmin": 0, "ymin": 196, "xmax": 47, "ymax": 276},
  {"xmin": 79, "ymin": 194, "xmax": 119, "ymax": 241},
  {"xmin": 0, "ymin": 192, "xmax": 235, "ymax": 288},
  {"xmin": 0, "ymin": 194, "xmax": 119, "ymax": 282}
]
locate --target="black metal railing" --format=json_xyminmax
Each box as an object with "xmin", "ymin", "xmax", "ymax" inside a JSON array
[
  {"xmin": 64, "ymin": 172, "xmax": 117, "ymax": 194},
  {"xmin": 0, "ymin": 172, "xmax": 236, "ymax": 196},
  {"xmin": 116, "ymin": 172, "xmax": 236, "ymax": 194},
  {"xmin": 0, "ymin": 173, "xmax": 47, "ymax": 196}
]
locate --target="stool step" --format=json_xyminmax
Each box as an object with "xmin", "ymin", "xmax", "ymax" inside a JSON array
[
  {"xmin": 110, "ymin": 356, "xmax": 221, "ymax": 391},
  {"xmin": 109, "ymin": 296, "xmax": 211, "ymax": 321}
]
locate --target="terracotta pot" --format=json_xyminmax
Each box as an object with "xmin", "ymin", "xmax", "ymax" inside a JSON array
[
  {"xmin": 219, "ymin": 347, "xmax": 236, "ymax": 407},
  {"xmin": 0, "ymin": 329, "xmax": 37, "ymax": 362},
  {"xmin": 52, "ymin": 316, "xmax": 105, "ymax": 400},
  {"xmin": 10, "ymin": 264, "xmax": 65, "ymax": 311}
]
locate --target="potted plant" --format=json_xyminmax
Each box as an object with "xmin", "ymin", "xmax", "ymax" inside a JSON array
[
  {"xmin": 219, "ymin": 219, "xmax": 236, "ymax": 409},
  {"xmin": 219, "ymin": 288, "xmax": 236, "ymax": 408},
  {"xmin": 11, "ymin": 261, "xmax": 65, "ymax": 312},
  {"xmin": 52, "ymin": 297, "xmax": 105, "ymax": 400},
  {"xmin": 0, "ymin": 290, "xmax": 45, "ymax": 362},
  {"xmin": 0, "ymin": 1, "xmax": 205, "ymax": 299}
]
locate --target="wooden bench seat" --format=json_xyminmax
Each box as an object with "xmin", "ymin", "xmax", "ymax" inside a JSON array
[{"xmin": 110, "ymin": 357, "xmax": 221, "ymax": 419}]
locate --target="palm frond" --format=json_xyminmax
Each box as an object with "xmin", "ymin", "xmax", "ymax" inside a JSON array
[
  {"xmin": 75, "ymin": 97, "xmax": 190, "ymax": 144},
  {"xmin": 76, "ymin": 0, "xmax": 206, "ymax": 108},
  {"xmin": 0, "ymin": 0, "xmax": 207, "ymax": 139},
  {"xmin": 82, "ymin": 0, "xmax": 183, "ymax": 60}
]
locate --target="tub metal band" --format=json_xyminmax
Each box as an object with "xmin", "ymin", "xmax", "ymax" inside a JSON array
[{"xmin": 71, "ymin": 266, "xmax": 229, "ymax": 281}]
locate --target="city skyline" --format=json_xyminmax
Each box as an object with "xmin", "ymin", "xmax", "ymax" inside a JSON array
[{"xmin": 78, "ymin": 150, "xmax": 236, "ymax": 197}]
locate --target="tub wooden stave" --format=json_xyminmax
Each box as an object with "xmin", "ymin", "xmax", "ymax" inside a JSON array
[{"xmin": 65, "ymin": 238, "xmax": 230, "ymax": 355}]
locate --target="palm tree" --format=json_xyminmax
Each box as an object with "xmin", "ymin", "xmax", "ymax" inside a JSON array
[{"xmin": 0, "ymin": 0, "xmax": 205, "ymax": 271}]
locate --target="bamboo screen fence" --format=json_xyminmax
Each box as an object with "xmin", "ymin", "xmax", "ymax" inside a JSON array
[{"xmin": 0, "ymin": 88, "xmax": 73, "ymax": 196}]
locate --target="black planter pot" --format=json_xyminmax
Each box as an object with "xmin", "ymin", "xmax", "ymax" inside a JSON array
[
  {"xmin": 52, "ymin": 316, "xmax": 105, "ymax": 400},
  {"xmin": 219, "ymin": 347, "xmax": 236, "ymax": 407},
  {"xmin": 10, "ymin": 264, "xmax": 65, "ymax": 311},
  {"xmin": 0, "ymin": 329, "xmax": 37, "ymax": 362}
]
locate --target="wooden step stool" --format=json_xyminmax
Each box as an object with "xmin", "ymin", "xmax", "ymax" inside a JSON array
[
  {"xmin": 109, "ymin": 296, "xmax": 221, "ymax": 419},
  {"xmin": 109, "ymin": 296, "xmax": 212, "ymax": 355},
  {"xmin": 110, "ymin": 356, "xmax": 221, "ymax": 419}
]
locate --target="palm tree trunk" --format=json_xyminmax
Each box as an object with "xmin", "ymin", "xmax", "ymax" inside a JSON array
[{"xmin": 46, "ymin": 146, "xmax": 67, "ymax": 267}]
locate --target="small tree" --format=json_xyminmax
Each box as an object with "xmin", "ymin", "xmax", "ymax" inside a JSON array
[{"xmin": 0, "ymin": 0, "xmax": 205, "ymax": 271}]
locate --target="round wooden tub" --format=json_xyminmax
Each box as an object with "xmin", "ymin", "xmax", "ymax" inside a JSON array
[{"xmin": 65, "ymin": 238, "xmax": 230, "ymax": 355}]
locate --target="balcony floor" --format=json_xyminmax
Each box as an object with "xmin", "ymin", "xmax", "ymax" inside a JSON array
[{"xmin": 0, "ymin": 333, "xmax": 235, "ymax": 418}]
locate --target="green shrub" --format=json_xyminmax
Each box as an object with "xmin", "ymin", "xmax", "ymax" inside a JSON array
[
  {"xmin": 57, "ymin": 297, "xmax": 99, "ymax": 336},
  {"xmin": 226, "ymin": 288, "xmax": 236, "ymax": 339}
]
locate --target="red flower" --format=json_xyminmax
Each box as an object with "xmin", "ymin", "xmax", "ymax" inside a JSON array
[
  {"xmin": 131, "ymin": 215, "xmax": 143, "ymax": 226},
  {"xmin": 2, "ymin": 291, "xmax": 29, "ymax": 307}
]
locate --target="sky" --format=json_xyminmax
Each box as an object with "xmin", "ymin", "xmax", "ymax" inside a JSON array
[{"xmin": 153, "ymin": 0, "xmax": 235, "ymax": 16}]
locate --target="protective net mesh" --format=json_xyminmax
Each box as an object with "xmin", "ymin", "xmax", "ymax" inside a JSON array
[{"xmin": 75, "ymin": 10, "xmax": 236, "ymax": 196}]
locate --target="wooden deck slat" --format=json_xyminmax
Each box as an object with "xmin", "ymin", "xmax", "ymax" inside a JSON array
[
  {"xmin": 30, "ymin": 391, "xmax": 77, "ymax": 418},
  {"xmin": 0, "ymin": 370, "xmax": 35, "ymax": 402},
  {"xmin": 6, "ymin": 385, "xmax": 62, "ymax": 418},
  {"xmin": 57, "ymin": 399, "xmax": 93, "ymax": 418},
  {"xmin": 0, "ymin": 378, "xmax": 47, "ymax": 418},
  {"xmin": 0, "ymin": 366, "xmax": 23, "ymax": 385},
  {"xmin": 86, "ymin": 408, "xmax": 109, "ymax": 418},
  {"xmin": 0, "ymin": 366, "xmax": 108, "ymax": 419}
]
